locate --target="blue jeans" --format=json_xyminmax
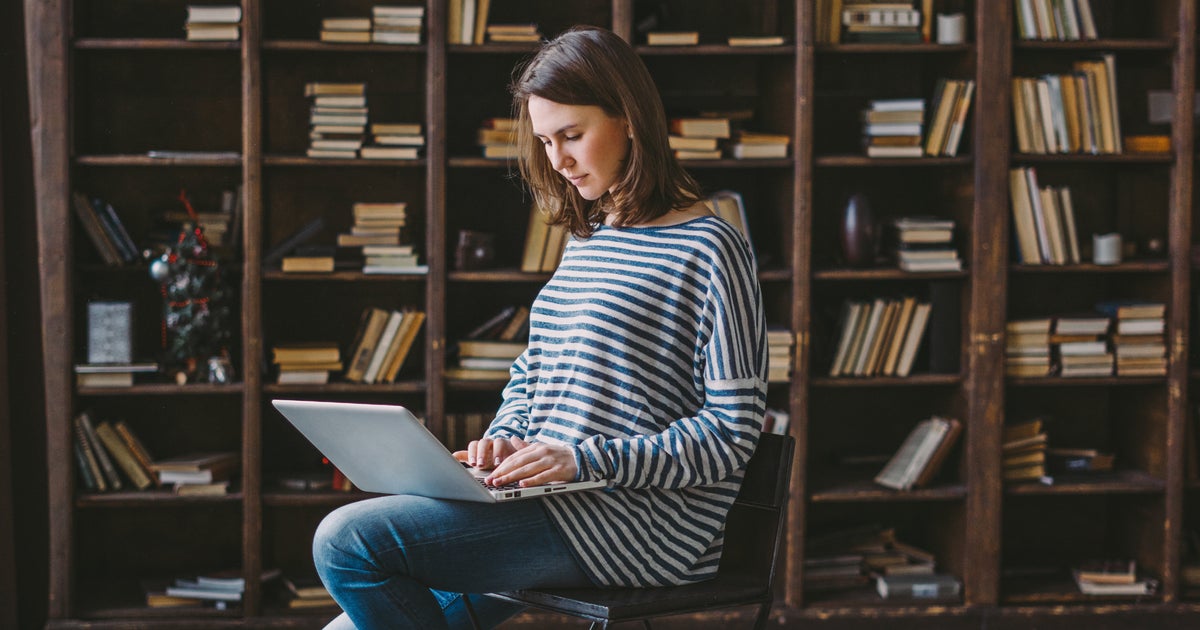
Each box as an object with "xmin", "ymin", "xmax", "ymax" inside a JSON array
[{"xmin": 313, "ymin": 494, "xmax": 594, "ymax": 629}]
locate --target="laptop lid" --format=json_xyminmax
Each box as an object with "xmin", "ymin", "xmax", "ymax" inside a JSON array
[{"xmin": 272, "ymin": 399, "xmax": 606, "ymax": 502}]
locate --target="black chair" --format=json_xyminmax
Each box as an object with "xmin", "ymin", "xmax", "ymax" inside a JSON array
[{"xmin": 469, "ymin": 432, "xmax": 794, "ymax": 630}]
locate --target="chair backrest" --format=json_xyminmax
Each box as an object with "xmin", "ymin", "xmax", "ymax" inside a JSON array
[{"xmin": 718, "ymin": 432, "xmax": 795, "ymax": 586}]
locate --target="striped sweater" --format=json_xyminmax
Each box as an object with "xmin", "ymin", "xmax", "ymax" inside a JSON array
[{"xmin": 485, "ymin": 216, "xmax": 768, "ymax": 587}]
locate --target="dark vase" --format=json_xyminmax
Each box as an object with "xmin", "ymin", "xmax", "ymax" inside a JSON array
[{"xmin": 839, "ymin": 193, "xmax": 876, "ymax": 267}]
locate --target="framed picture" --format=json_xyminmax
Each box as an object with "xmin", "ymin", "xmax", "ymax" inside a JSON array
[{"xmin": 87, "ymin": 300, "xmax": 133, "ymax": 364}]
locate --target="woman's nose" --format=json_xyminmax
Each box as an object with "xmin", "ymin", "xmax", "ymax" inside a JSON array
[{"xmin": 548, "ymin": 143, "xmax": 572, "ymax": 170}]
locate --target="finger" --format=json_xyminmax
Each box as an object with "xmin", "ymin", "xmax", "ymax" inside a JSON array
[
  {"xmin": 469, "ymin": 438, "xmax": 495, "ymax": 468},
  {"xmin": 452, "ymin": 450, "xmax": 469, "ymax": 463}
]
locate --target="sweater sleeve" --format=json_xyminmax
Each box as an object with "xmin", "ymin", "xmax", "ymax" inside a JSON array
[
  {"xmin": 573, "ymin": 230, "xmax": 768, "ymax": 488},
  {"xmin": 483, "ymin": 350, "xmax": 532, "ymax": 440}
]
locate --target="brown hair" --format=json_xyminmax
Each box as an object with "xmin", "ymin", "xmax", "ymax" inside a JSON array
[{"xmin": 511, "ymin": 26, "xmax": 703, "ymax": 238}]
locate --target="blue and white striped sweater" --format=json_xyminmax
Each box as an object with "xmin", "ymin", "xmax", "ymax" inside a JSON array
[{"xmin": 485, "ymin": 215, "xmax": 769, "ymax": 587}]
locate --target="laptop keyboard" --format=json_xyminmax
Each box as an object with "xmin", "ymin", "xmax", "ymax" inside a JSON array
[{"xmin": 479, "ymin": 478, "xmax": 521, "ymax": 491}]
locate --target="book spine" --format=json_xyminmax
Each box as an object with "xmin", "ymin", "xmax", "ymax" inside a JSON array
[
  {"xmin": 95, "ymin": 422, "xmax": 154, "ymax": 490},
  {"xmin": 114, "ymin": 421, "xmax": 159, "ymax": 487},
  {"xmin": 77, "ymin": 412, "xmax": 123, "ymax": 490},
  {"xmin": 72, "ymin": 423, "xmax": 103, "ymax": 491}
]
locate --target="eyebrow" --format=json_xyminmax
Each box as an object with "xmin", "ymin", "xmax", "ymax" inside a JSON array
[{"xmin": 532, "ymin": 123, "xmax": 579, "ymax": 138}]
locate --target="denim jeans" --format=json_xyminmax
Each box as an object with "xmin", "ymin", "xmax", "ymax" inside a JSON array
[{"xmin": 313, "ymin": 494, "xmax": 594, "ymax": 629}]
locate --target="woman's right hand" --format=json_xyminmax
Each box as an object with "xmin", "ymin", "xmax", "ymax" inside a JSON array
[{"xmin": 463, "ymin": 435, "xmax": 527, "ymax": 470}]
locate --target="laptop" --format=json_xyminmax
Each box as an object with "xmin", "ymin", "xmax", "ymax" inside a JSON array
[{"xmin": 272, "ymin": 399, "xmax": 607, "ymax": 502}]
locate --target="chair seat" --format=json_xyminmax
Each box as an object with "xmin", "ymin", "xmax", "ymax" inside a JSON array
[{"xmin": 488, "ymin": 574, "xmax": 769, "ymax": 622}]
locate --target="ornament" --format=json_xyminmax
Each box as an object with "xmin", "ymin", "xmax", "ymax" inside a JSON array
[
  {"xmin": 149, "ymin": 254, "xmax": 170, "ymax": 282},
  {"xmin": 839, "ymin": 192, "xmax": 877, "ymax": 267}
]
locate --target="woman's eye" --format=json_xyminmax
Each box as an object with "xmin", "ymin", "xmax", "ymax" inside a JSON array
[{"xmin": 564, "ymin": 135, "xmax": 580, "ymax": 142}]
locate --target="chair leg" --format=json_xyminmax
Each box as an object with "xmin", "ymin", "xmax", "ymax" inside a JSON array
[
  {"xmin": 752, "ymin": 600, "xmax": 772, "ymax": 630},
  {"xmin": 462, "ymin": 595, "xmax": 482, "ymax": 630}
]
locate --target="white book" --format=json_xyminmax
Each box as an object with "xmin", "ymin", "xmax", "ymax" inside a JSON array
[
  {"xmin": 363, "ymin": 311, "xmax": 405, "ymax": 383},
  {"xmin": 186, "ymin": 5, "xmax": 242, "ymax": 24}
]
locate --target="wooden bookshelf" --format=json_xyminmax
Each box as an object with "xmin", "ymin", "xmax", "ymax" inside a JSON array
[{"xmin": 24, "ymin": 0, "xmax": 1200, "ymax": 626}]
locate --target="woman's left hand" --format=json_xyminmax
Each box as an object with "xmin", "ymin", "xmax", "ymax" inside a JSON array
[{"xmin": 486, "ymin": 437, "xmax": 578, "ymax": 487}]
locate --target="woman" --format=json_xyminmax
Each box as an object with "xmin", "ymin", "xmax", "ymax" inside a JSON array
[{"xmin": 313, "ymin": 26, "xmax": 768, "ymax": 629}]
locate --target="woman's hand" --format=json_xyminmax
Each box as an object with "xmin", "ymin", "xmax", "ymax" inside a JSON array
[
  {"xmin": 458, "ymin": 435, "xmax": 526, "ymax": 470},
  {"xmin": 485, "ymin": 438, "xmax": 578, "ymax": 487}
]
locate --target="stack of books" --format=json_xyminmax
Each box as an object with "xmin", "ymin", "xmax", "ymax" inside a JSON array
[
  {"xmin": 1072, "ymin": 560, "xmax": 1157, "ymax": 596},
  {"xmin": 149, "ymin": 451, "xmax": 240, "ymax": 496},
  {"xmin": 447, "ymin": 305, "xmax": 529, "ymax": 380},
  {"xmin": 161, "ymin": 186, "xmax": 241, "ymax": 248},
  {"xmin": 888, "ymin": 217, "xmax": 961, "ymax": 272},
  {"xmin": 1045, "ymin": 447, "xmax": 1115, "ymax": 476},
  {"xmin": 841, "ymin": 3, "xmax": 922, "ymax": 43},
  {"xmin": 1005, "ymin": 318, "xmax": 1053, "ymax": 377},
  {"xmin": 805, "ymin": 525, "xmax": 958, "ymax": 600},
  {"xmin": 1012, "ymin": 55, "xmax": 1122, "ymax": 155},
  {"xmin": 486, "ymin": 23, "xmax": 542, "ymax": 43},
  {"xmin": 827, "ymin": 296, "xmax": 933, "ymax": 378},
  {"xmin": 767, "ymin": 327, "xmax": 794, "ymax": 383},
  {"xmin": 338, "ymin": 201, "xmax": 407, "ymax": 249},
  {"xmin": 1002, "ymin": 418, "xmax": 1049, "ymax": 483},
  {"xmin": 1015, "ymin": 0, "xmax": 1098, "ymax": 41},
  {"xmin": 372, "ymin": 5, "xmax": 424, "ymax": 45},
  {"xmin": 922, "ymin": 78, "xmax": 975, "ymax": 157},
  {"xmin": 874, "ymin": 415, "xmax": 962, "ymax": 491},
  {"xmin": 727, "ymin": 130, "xmax": 790, "ymax": 160},
  {"xmin": 72, "ymin": 412, "xmax": 157, "ymax": 493},
  {"xmin": 478, "ymin": 117, "xmax": 518, "ymax": 159},
  {"xmin": 863, "ymin": 98, "xmax": 925, "ymax": 158},
  {"xmin": 146, "ymin": 569, "xmax": 280, "ymax": 609},
  {"xmin": 1053, "ymin": 314, "xmax": 1112, "ymax": 377},
  {"xmin": 668, "ymin": 117, "xmax": 731, "ymax": 160},
  {"xmin": 280, "ymin": 575, "xmax": 337, "ymax": 609},
  {"xmin": 305, "ymin": 82, "xmax": 368, "ymax": 159},
  {"xmin": 74, "ymin": 362, "xmax": 159, "ymax": 388},
  {"xmin": 185, "ymin": 5, "xmax": 241, "ymax": 41},
  {"xmin": 320, "ymin": 16, "xmax": 372, "ymax": 43},
  {"xmin": 362, "ymin": 122, "xmax": 424, "ymax": 160},
  {"xmin": 1098, "ymin": 301, "xmax": 1167, "ymax": 377},
  {"xmin": 342, "ymin": 307, "xmax": 427, "ymax": 384},
  {"xmin": 1008, "ymin": 167, "xmax": 1082, "ymax": 265},
  {"xmin": 271, "ymin": 342, "xmax": 342, "ymax": 384},
  {"xmin": 520, "ymin": 206, "xmax": 569, "ymax": 273}
]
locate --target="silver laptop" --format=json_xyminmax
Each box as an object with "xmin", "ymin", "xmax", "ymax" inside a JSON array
[{"xmin": 272, "ymin": 399, "xmax": 607, "ymax": 502}]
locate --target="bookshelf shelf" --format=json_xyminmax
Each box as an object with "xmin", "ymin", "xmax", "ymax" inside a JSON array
[
  {"xmin": 77, "ymin": 384, "xmax": 245, "ymax": 396},
  {"xmin": 76, "ymin": 492, "xmax": 245, "ymax": 508},
  {"xmin": 1004, "ymin": 470, "xmax": 1166, "ymax": 496},
  {"xmin": 262, "ymin": 41, "xmax": 428, "ymax": 53},
  {"xmin": 1009, "ymin": 261, "xmax": 1171, "ymax": 274},
  {"xmin": 808, "ymin": 478, "xmax": 967, "ymax": 503},
  {"xmin": 810, "ymin": 374, "xmax": 963, "ymax": 388},
  {"xmin": 74, "ymin": 38, "xmax": 242, "ymax": 51},
  {"xmin": 28, "ymin": 0, "xmax": 1200, "ymax": 626},
  {"xmin": 813, "ymin": 268, "xmax": 969, "ymax": 281},
  {"xmin": 814, "ymin": 155, "xmax": 972, "ymax": 167},
  {"xmin": 263, "ymin": 381, "xmax": 427, "ymax": 395},
  {"xmin": 75, "ymin": 155, "xmax": 243, "ymax": 167}
]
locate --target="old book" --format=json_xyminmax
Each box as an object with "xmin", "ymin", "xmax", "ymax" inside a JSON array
[
  {"xmin": 77, "ymin": 412, "xmax": 122, "ymax": 491},
  {"xmin": 94, "ymin": 421, "xmax": 154, "ymax": 490},
  {"xmin": 272, "ymin": 342, "xmax": 339, "ymax": 364},
  {"xmin": 669, "ymin": 118, "xmax": 731, "ymax": 139},
  {"xmin": 281, "ymin": 256, "xmax": 335, "ymax": 273},
  {"xmin": 114, "ymin": 421, "xmax": 158, "ymax": 487},
  {"xmin": 344, "ymin": 307, "xmax": 391, "ymax": 382},
  {"xmin": 875, "ymin": 416, "xmax": 958, "ymax": 491},
  {"xmin": 382, "ymin": 310, "xmax": 426, "ymax": 383},
  {"xmin": 457, "ymin": 339, "xmax": 526, "ymax": 359},
  {"xmin": 876, "ymin": 573, "xmax": 961, "ymax": 599},
  {"xmin": 151, "ymin": 452, "xmax": 239, "ymax": 485},
  {"xmin": 647, "ymin": 31, "xmax": 700, "ymax": 45},
  {"xmin": 895, "ymin": 302, "xmax": 933, "ymax": 377},
  {"xmin": 71, "ymin": 192, "xmax": 123, "ymax": 265},
  {"xmin": 73, "ymin": 417, "xmax": 106, "ymax": 491},
  {"xmin": 363, "ymin": 311, "xmax": 405, "ymax": 384}
]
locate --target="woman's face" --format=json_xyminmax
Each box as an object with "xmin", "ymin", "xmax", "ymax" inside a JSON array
[{"xmin": 528, "ymin": 95, "xmax": 631, "ymax": 201}]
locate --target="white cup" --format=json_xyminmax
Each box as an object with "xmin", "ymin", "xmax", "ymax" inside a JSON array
[
  {"xmin": 936, "ymin": 13, "xmax": 967, "ymax": 44},
  {"xmin": 1093, "ymin": 233, "xmax": 1123, "ymax": 265}
]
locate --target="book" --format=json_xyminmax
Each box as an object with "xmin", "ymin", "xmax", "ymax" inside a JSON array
[
  {"xmin": 876, "ymin": 573, "xmax": 961, "ymax": 599},
  {"xmin": 186, "ymin": 5, "xmax": 242, "ymax": 23},
  {"xmin": 647, "ymin": 31, "xmax": 700, "ymax": 46},
  {"xmin": 151, "ymin": 452, "xmax": 240, "ymax": 485},
  {"xmin": 94, "ymin": 421, "xmax": 154, "ymax": 490},
  {"xmin": 344, "ymin": 307, "xmax": 391, "ymax": 382},
  {"xmin": 113, "ymin": 420, "xmax": 158, "ymax": 487},
  {"xmin": 457, "ymin": 339, "xmax": 526, "ymax": 360},
  {"xmin": 76, "ymin": 411, "xmax": 123, "ymax": 491},
  {"xmin": 874, "ymin": 416, "xmax": 961, "ymax": 491}
]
